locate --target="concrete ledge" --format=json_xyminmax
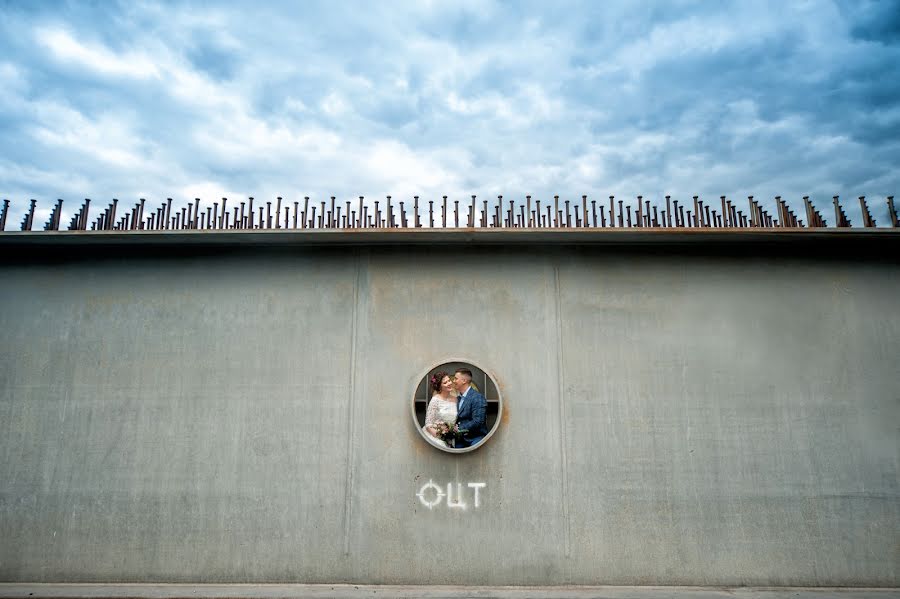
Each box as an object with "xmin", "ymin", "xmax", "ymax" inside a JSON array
[
  {"xmin": 0, "ymin": 585, "xmax": 897, "ymax": 599},
  {"xmin": 1, "ymin": 227, "xmax": 898, "ymax": 248}
]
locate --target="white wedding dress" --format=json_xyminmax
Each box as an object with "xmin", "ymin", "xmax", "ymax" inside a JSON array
[{"xmin": 423, "ymin": 394, "xmax": 458, "ymax": 448}]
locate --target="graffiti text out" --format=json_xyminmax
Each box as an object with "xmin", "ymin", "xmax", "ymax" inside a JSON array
[{"xmin": 416, "ymin": 480, "xmax": 486, "ymax": 510}]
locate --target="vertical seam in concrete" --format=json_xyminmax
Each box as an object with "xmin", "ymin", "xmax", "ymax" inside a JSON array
[
  {"xmin": 554, "ymin": 261, "xmax": 572, "ymax": 558},
  {"xmin": 342, "ymin": 251, "xmax": 362, "ymax": 556}
]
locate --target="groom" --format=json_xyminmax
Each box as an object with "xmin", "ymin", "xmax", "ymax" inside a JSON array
[{"xmin": 453, "ymin": 368, "xmax": 488, "ymax": 448}]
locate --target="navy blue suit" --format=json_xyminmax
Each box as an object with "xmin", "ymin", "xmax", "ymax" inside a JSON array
[{"xmin": 455, "ymin": 387, "xmax": 488, "ymax": 448}]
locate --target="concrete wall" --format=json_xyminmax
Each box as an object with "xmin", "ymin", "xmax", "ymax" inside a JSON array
[{"xmin": 0, "ymin": 240, "xmax": 897, "ymax": 585}]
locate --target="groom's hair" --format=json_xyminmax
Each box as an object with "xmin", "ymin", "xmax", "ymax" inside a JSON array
[{"xmin": 454, "ymin": 368, "xmax": 473, "ymax": 382}]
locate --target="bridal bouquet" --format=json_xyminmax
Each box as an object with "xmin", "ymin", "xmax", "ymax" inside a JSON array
[{"xmin": 435, "ymin": 422, "xmax": 468, "ymax": 444}]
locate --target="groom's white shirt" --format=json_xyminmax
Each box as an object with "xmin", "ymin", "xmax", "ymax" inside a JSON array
[{"xmin": 458, "ymin": 386, "xmax": 470, "ymax": 411}]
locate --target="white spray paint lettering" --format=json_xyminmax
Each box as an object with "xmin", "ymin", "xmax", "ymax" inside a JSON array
[{"xmin": 416, "ymin": 480, "xmax": 486, "ymax": 510}]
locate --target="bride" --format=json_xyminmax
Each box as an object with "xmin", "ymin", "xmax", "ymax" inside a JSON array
[{"xmin": 423, "ymin": 371, "xmax": 457, "ymax": 448}]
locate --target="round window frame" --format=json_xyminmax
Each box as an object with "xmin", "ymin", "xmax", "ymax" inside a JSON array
[{"xmin": 411, "ymin": 358, "xmax": 503, "ymax": 453}]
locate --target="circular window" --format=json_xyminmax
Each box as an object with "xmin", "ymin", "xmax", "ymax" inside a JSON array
[{"xmin": 412, "ymin": 360, "xmax": 502, "ymax": 453}]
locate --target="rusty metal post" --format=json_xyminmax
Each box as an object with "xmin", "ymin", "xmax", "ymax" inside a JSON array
[
  {"xmin": 216, "ymin": 197, "xmax": 225, "ymax": 229},
  {"xmin": 442, "ymin": 196, "xmax": 447, "ymax": 228},
  {"xmin": 565, "ymin": 199, "xmax": 571, "ymax": 227},
  {"xmin": 553, "ymin": 196, "xmax": 560, "ymax": 227},
  {"xmin": 454, "ymin": 199, "xmax": 459, "ymax": 227},
  {"xmin": 319, "ymin": 201, "xmax": 326, "ymax": 228},
  {"xmin": 673, "ymin": 200, "xmax": 680, "ymax": 227},
  {"xmin": 55, "ymin": 199, "xmax": 64, "ymax": 230},
  {"xmin": 617, "ymin": 199, "xmax": 624, "ymax": 227},
  {"xmin": 106, "ymin": 199, "xmax": 117, "ymax": 230},
  {"xmin": 482, "ymin": 199, "xmax": 488, "ymax": 228},
  {"xmin": 607, "ymin": 196, "xmax": 613, "ymax": 228},
  {"xmin": 636, "ymin": 195, "xmax": 643, "ymax": 228},
  {"xmin": 399, "ymin": 201, "xmax": 406, "ymax": 228},
  {"xmin": 414, "ymin": 196, "xmax": 420, "ymax": 228},
  {"xmin": 859, "ymin": 196, "xmax": 875, "ymax": 227},
  {"xmin": 664, "ymin": 196, "xmax": 671, "ymax": 228},
  {"xmin": 470, "ymin": 196, "xmax": 477, "ymax": 228},
  {"xmin": 429, "ymin": 200, "xmax": 434, "ymax": 228},
  {"xmin": 591, "ymin": 199, "xmax": 598, "ymax": 227},
  {"xmin": 81, "ymin": 198, "xmax": 92, "ymax": 231},
  {"xmin": 626, "ymin": 205, "xmax": 632, "ymax": 227},
  {"xmin": 887, "ymin": 196, "xmax": 898, "ymax": 228},
  {"xmin": 356, "ymin": 196, "xmax": 363, "ymax": 228}
]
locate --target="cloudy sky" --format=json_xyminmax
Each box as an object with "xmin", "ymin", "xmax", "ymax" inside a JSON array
[{"xmin": 1, "ymin": 0, "xmax": 898, "ymax": 228}]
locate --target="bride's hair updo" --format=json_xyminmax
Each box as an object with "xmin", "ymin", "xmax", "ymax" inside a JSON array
[{"xmin": 430, "ymin": 371, "xmax": 450, "ymax": 393}]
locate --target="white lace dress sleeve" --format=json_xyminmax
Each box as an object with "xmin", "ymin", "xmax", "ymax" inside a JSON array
[{"xmin": 424, "ymin": 397, "xmax": 441, "ymax": 429}]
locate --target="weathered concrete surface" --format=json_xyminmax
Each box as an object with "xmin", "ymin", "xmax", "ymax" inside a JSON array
[
  {"xmin": 0, "ymin": 240, "xmax": 897, "ymax": 586},
  {"xmin": 1, "ymin": 584, "xmax": 898, "ymax": 599}
]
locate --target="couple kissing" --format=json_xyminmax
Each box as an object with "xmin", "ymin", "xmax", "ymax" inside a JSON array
[{"xmin": 423, "ymin": 368, "xmax": 488, "ymax": 449}]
